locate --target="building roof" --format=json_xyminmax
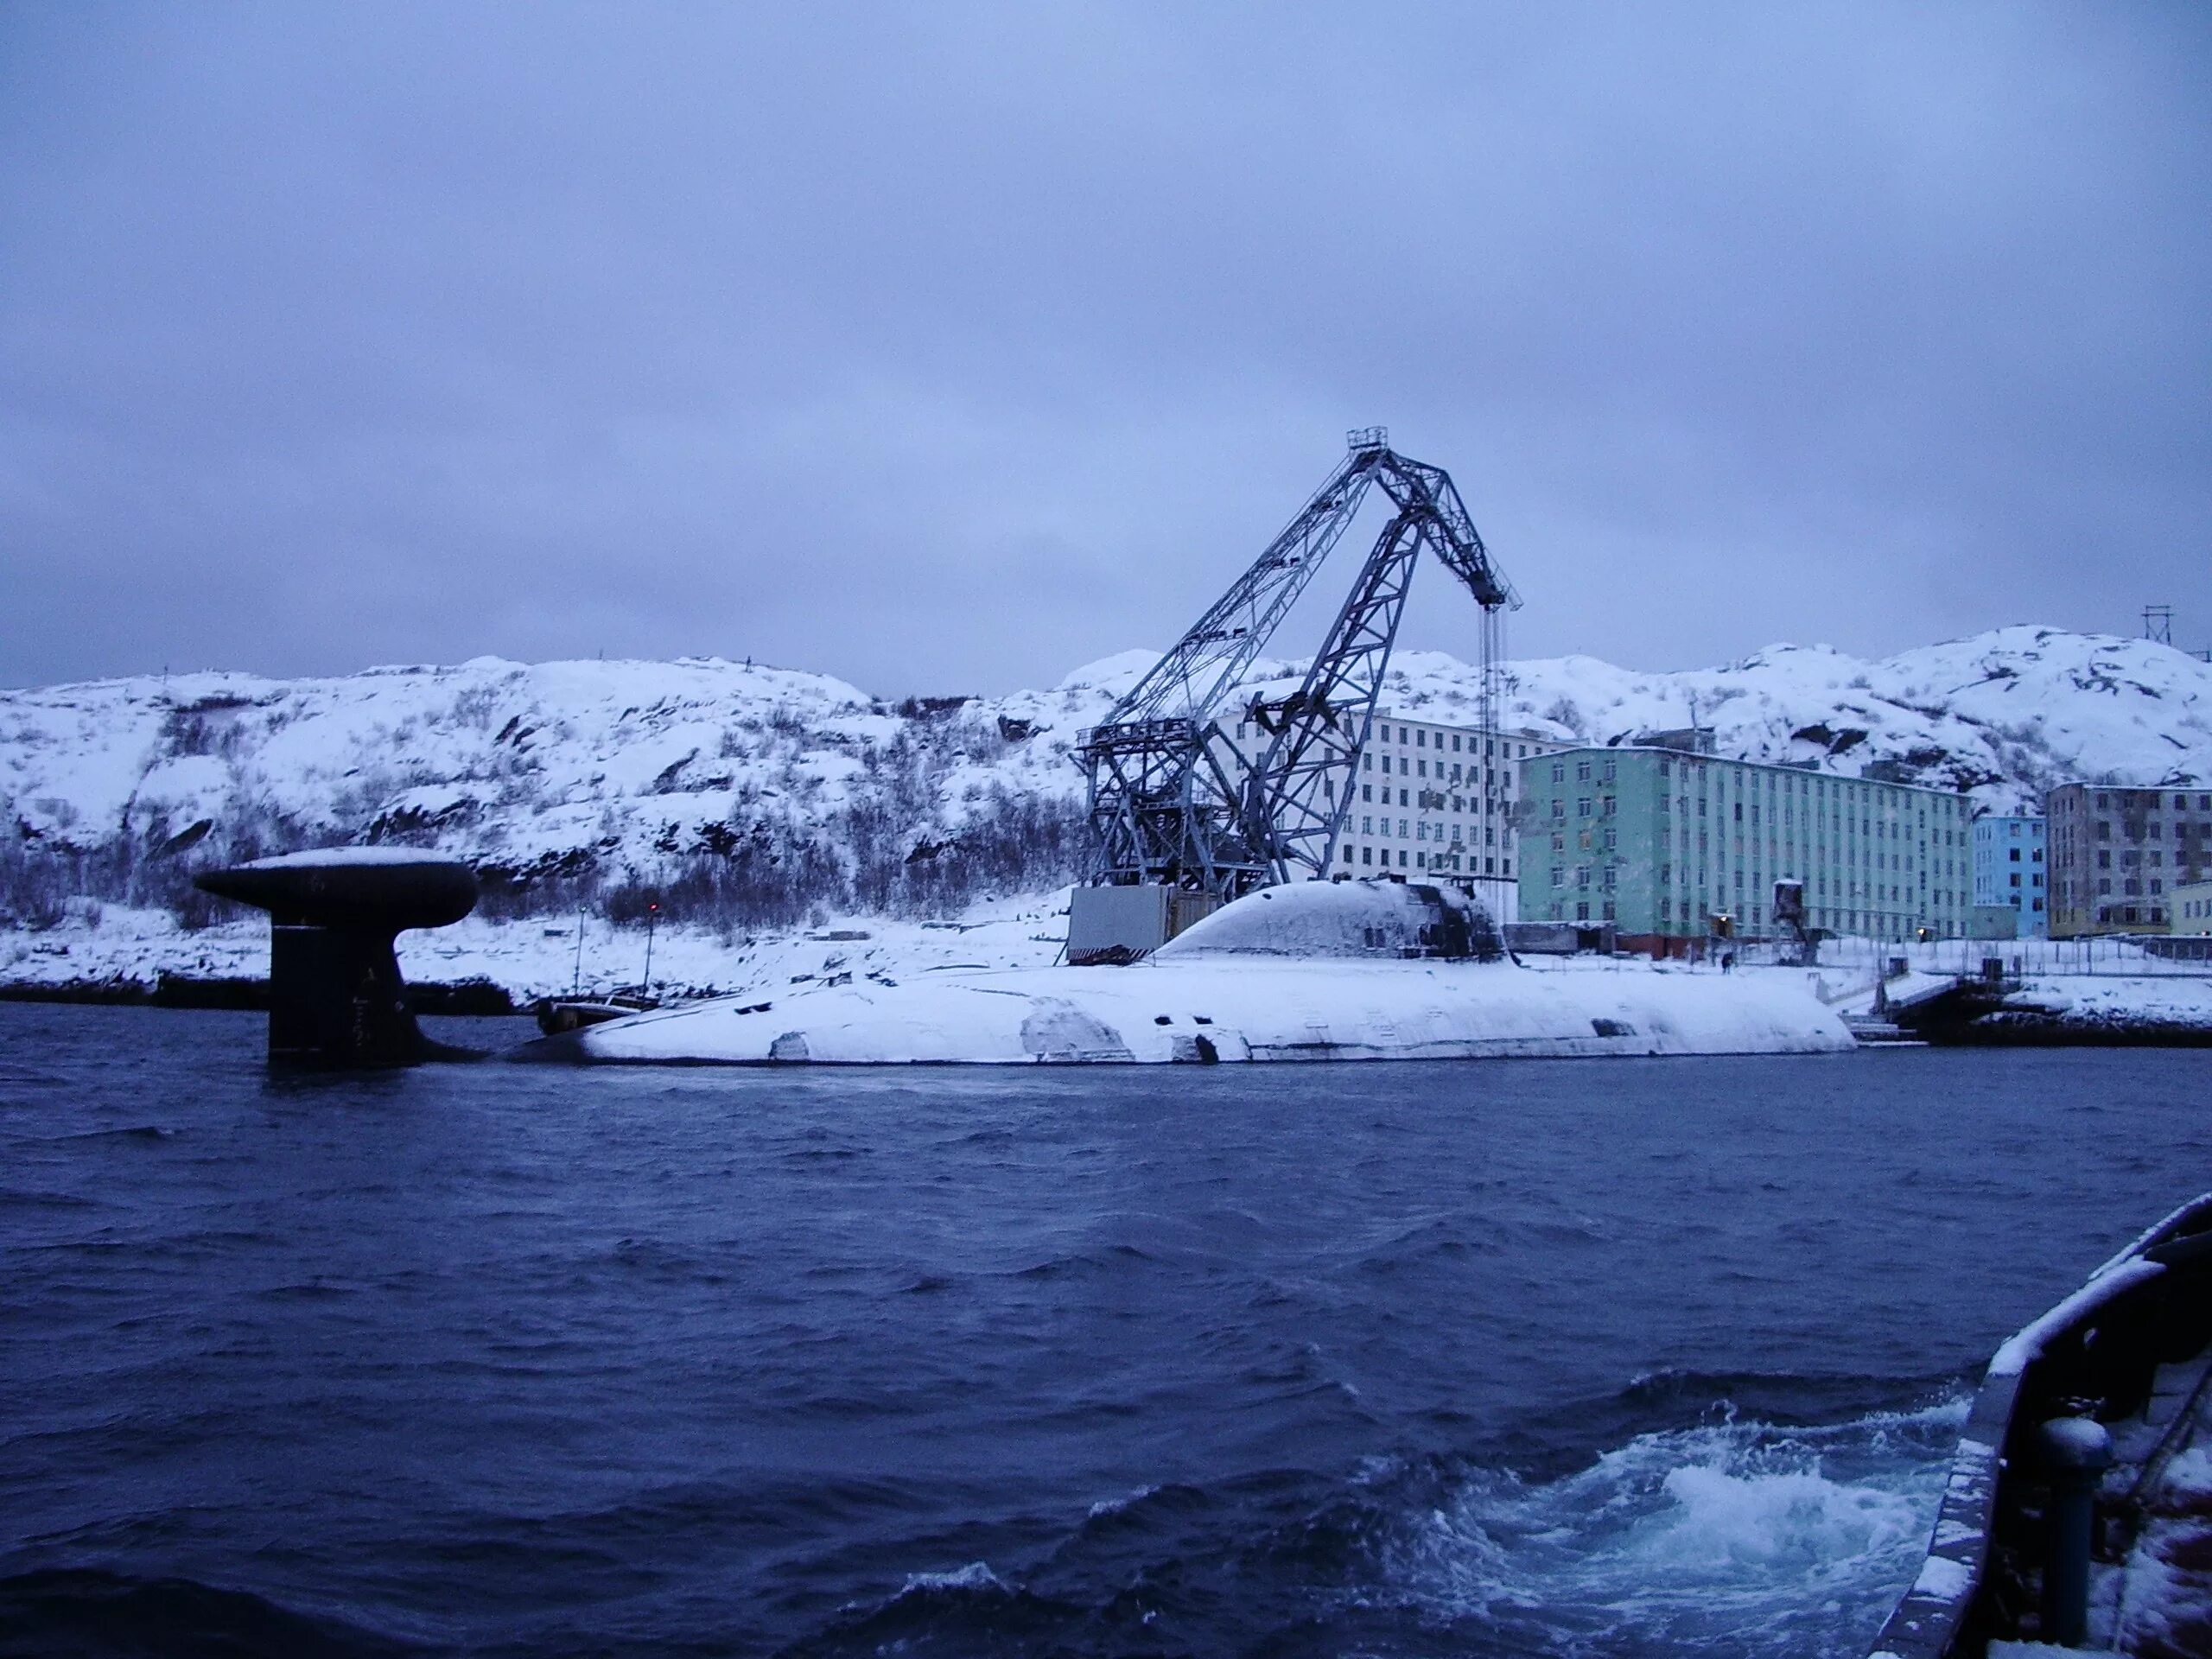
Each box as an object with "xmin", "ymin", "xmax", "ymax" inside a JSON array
[{"xmin": 1522, "ymin": 743, "xmax": 1970, "ymax": 801}]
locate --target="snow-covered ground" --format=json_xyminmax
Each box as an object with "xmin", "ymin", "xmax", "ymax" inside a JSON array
[
  {"xmin": 0, "ymin": 890, "xmax": 1074, "ymax": 1005},
  {"xmin": 1986, "ymin": 976, "xmax": 2212, "ymax": 1035},
  {"xmin": 11, "ymin": 879, "xmax": 2209, "ymax": 1047}
]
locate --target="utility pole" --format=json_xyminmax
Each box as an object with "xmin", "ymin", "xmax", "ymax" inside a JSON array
[{"xmin": 2144, "ymin": 605, "xmax": 2173, "ymax": 646}]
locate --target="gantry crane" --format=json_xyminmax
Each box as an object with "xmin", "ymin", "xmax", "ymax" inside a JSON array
[{"xmin": 1075, "ymin": 429, "xmax": 1519, "ymax": 931}]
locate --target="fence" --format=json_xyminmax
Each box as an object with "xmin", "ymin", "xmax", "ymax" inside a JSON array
[
  {"xmin": 1726, "ymin": 933, "xmax": 2212, "ymax": 979},
  {"xmin": 1513, "ymin": 931, "xmax": 2212, "ymax": 982}
]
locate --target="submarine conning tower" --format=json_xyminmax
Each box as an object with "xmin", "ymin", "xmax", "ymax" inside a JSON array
[
  {"xmin": 1149, "ymin": 878, "xmax": 1503, "ymax": 963},
  {"xmin": 194, "ymin": 850, "xmax": 478, "ymax": 1068}
]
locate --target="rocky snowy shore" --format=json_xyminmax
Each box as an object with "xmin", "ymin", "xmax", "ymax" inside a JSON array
[
  {"xmin": 1930, "ymin": 976, "xmax": 2212, "ymax": 1046},
  {"xmin": 0, "ymin": 891, "xmax": 1073, "ymax": 1011},
  {"xmin": 7, "ymin": 887, "xmax": 2209, "ymax": 1051}
]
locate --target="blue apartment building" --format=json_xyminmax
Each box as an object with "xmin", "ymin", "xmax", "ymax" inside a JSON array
[
  {"xmin": 1972, "ymin": 814, "xmax": 2048, "ymax": 938},
  {"xmin": 1516, "ymin": 744, "xmax": 1973, "ymax": 946}
]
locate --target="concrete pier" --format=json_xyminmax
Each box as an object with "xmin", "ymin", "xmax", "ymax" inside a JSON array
[{"xmin": 194, "ymin": 849, "xmax": 477, "ymax": 1067}]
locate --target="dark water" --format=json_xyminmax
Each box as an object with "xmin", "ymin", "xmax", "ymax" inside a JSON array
[{"xmin": 3, "ymin": 1005, "xmax": 2209, "ymax": 1658}]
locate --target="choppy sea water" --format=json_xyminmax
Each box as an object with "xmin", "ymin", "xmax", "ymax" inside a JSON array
[{"xmin": 3, "ymin": 1005, "xmax": 2209, "ymax": 1658}]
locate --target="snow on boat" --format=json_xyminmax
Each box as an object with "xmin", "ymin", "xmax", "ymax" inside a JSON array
[
  {"xmin": 518, "ymin": 879, "xmax": 1853, "ymax": 1065},
  {"xmin": 1869, "ymin": 1191, "xmax": 2212, "ymax": 1658}
]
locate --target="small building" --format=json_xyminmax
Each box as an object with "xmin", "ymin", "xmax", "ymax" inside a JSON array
[
  {"xmin": 1967, "ymin": 904, "xmax": 2021, "ymax": 941},
  {"xmin": 2046, "ymin": 785, "xmax": 2212, "ymax": 938},
  {"xmin": 1516, "ymin": 746, "xmax": 1974, "ymax": 948},
  {"xmin": 2174, "ymin": 879, "xmax": 2212, "ymax": 938},
  {"xmin": 1971, "ymin": 814, "xmax": 2048, "ymax": 938}
]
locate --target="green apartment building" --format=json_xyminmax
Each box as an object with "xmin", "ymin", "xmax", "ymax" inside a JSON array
[{"xmin": 1516, "ymin": 745, "xmax": 1974, "ymax": 946}]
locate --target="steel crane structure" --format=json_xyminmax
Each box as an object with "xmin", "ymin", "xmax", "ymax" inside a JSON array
[{"xmin": 1077, "ymin": 429, "xmax": 1520, "ymax": 907}]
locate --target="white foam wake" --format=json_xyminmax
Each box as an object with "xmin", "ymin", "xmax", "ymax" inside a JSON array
[{"xmin": 1368, "ymin": 1396, "xmax": 1967, "ymax": 1656}]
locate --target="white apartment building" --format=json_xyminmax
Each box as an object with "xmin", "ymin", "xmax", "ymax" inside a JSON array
[{"xmin": 1229, "ymin": 710, "xmax": 1560, "ymax": 919}]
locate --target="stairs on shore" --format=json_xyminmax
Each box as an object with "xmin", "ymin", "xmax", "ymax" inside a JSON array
[{"xmin": 1842, "ymin": 1013, "xmax": 1925, "ymax": 1046}]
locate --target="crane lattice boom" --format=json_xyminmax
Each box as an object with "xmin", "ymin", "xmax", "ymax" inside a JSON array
[{"xmin": 1077, "ymin": 430, "xmax": 1518, "ymax": 905}]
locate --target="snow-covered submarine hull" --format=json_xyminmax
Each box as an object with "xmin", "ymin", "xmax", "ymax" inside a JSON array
[{"xmin": 517, "ymin": 881, "xmax": 1856, "ymax": 1066}]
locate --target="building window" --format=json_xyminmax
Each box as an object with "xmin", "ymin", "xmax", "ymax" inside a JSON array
[{"xmin": 1551, "ymin": 763, "xmax": 1565, "ymax": 784}]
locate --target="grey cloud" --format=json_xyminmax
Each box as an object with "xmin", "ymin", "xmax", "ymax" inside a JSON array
[{"xmin": 3, "ymin": 2, "xmax": 2208, "ymax": 693}]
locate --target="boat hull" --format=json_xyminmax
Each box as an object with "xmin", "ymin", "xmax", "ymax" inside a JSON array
[{"xmin": 519, "ymin": 957, "xmax": 1855, "ymax": 1065}]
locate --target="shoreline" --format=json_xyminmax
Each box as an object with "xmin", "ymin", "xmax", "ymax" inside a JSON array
[
  {"xmin": 8, "ymin": 898, "xmax": 2212, "ymax": 1049},
  {"xmin": 0, "ymin": 974, "xmax": 521, "ymax": 1014}
]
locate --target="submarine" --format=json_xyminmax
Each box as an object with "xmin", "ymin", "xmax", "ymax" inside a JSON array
[{"xmin": 517, "ymin": 879, "xmax": 1854, "ymax": 1065}]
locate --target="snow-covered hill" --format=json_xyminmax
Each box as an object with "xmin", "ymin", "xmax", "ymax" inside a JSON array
[
  {"xmin": 1471, "ymin": 625, "xmax": 2209, "ymax": 810},
  {"xmin": 3, "ymin": 627, "xmax": 2206, "ymax": 938}
]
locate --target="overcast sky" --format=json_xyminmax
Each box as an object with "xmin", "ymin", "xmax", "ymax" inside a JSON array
[{"xmin": 3, "ymin": 3, "xmax": 2208, "ymax": 695}]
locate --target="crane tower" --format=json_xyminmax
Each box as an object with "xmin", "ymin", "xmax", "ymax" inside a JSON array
[{"xmin": 1070, "ymin": 429, "xmax": 1518, "ymax": 960}]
